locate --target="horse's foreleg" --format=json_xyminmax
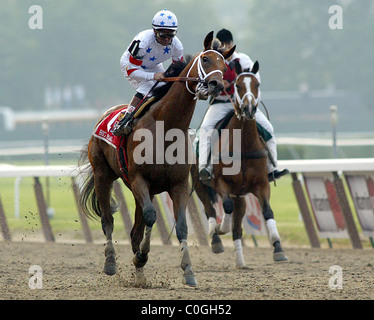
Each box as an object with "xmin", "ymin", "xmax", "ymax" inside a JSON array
[
  {"xmin": 216, "ymin": 178, "xmax": 233, "ymax": 235},
  {"xmin": 170, "ymin": 184, "xmax": 197, "ymax": 287},
  {"xmin": 232, "ymin": 197, "xmax": 246, "ymax": 269},
  {"xmin": 194, "ymin": 180, "xmax": 224, "ymax": 253},
  {"xmin": 256, "ymin": 186, "xmax": 288, "ymax": 262}
]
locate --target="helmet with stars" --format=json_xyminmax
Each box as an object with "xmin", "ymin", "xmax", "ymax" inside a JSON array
[{"xmin": 152, "ymin": 9, "xmax": 178, "ymax": 31}]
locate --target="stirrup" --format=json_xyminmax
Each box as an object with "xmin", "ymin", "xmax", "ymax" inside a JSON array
[
  {"xmin": 112, "ymin": 111, "xmax": 133, "ymax": 136},
  {"xmin": 112, "ymin": 120, "xmax": 132, "ymax": 136}
]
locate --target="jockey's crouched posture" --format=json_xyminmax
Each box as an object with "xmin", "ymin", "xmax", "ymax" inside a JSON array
[
  {"xmin": 197, "ymin": 29, "xmax": 289, "ymax": 183},
  {"xmin": 112, "ymin": 9, "xmax": 183, "ymax": 136}
]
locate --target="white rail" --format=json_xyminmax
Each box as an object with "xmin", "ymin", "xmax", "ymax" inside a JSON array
[{"xmin": 1, "ymin": 158, "xmax": 374, "ymax": 178}]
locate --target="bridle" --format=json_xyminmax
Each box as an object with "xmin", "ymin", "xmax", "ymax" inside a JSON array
[
  {"xmin": 185, "ymin": 50, "xmax": 225, "ymax": 99},
  {"xmin": 233, "ymin": 72, "xmax": 261, "ymax": 119}
]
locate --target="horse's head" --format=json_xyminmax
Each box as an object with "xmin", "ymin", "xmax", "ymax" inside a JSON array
[
  {"xmin": 186, "ymin": 31, "xmax": 236, "ymax": 100},
  {"xmin": 233, "ymin": 60, "xmax": 261, "ymax": 120}
]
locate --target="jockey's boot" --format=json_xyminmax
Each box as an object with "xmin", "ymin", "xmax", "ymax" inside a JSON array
[
  {"xmin": 112, "ymin": 95, "xmax": 142, "ymax": 136},
  {"xmin": 268, "ymin": 169, "xmax": 290, "ymax": 182}
]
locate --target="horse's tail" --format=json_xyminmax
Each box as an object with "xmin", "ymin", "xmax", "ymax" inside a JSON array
[
  {"xmin": 76, "ymin": 143, "xmax": 101, "ymax": 220},
  {"xmin": 76, "ymin": 143, "xmax": 118, "ymax": 220}
]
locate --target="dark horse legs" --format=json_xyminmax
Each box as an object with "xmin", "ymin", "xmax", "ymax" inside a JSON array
[{"xmin": 91, "ymin": 156, "xmax": 118, "ymax": 275}]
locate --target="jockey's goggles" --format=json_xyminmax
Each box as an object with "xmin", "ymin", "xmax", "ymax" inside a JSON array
[{"xmin": 155, "ymin": 30, "xmax": 176, "ymax": 39}]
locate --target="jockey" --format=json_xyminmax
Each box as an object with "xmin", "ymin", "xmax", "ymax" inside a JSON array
[
  {"xmin": 198, "ymin": 29, "xmax": 289, "ymax": 183},
  {"xmin": 113, "ymin": 9, "xmax": 184, "ymax": 136}
]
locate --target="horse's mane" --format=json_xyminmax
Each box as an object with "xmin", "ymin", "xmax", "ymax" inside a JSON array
[{"xmin": 152, "ymin": 55, "xmax": 193, "ymax": 101}]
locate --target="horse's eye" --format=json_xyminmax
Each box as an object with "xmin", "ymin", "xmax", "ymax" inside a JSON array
[{"xmin": 202, "ymin": 56, "xmax": 208, "ymax": 62}]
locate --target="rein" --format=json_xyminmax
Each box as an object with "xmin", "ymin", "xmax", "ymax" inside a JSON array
[{"xmin": 161, "ymin": 76, "xmax": 200, "ymax": 83}]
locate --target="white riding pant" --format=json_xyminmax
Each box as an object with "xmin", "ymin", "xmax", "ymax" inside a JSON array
[
  {"xmin": 197, "ymin": 101, "xmax": 277, "ymax": 173},
  {"xmin": 126, "ymin": 64, "xmax": 166, "ymax": 96},
  {"xmin": 122, "ymin": 65, "xmax": 166, "ymax": 117}
]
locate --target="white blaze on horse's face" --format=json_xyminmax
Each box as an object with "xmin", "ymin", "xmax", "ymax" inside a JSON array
[
  {"xmin": 234, "ymin": 73, "xmax": 261, "ymax": 120},
  {"xmin": 243, "ymin": 76, "xmax": 253, "ymax": 105}
]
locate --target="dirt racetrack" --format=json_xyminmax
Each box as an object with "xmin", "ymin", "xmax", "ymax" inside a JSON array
[{"xmin": 0, "ymin": 240, "xmax": 373, "ymax": 300}]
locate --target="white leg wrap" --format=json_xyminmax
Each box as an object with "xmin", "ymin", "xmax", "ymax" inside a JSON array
[
  {"xmin": 266, "ymin": 219, "xmax": 280, "ymax": 244},
  {"xmin": 208, "ymin": 217, "xmax": 217, "ymax": 238},
  {"xmin": 219, "ymin": 213, "xmax": 232, "ymax": 234},
  {"xmin": 233, "ymin": 239, "xmax": 245, "ymax": 268}
]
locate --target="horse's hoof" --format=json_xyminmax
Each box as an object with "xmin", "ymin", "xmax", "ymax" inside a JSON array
[
  {"xmin": 273, "ymin": 241, "xmax": 288, "ymax": 262},
  {"xmin": 211, "ymin": 243, "xmax": 224, "ymax": 254},
  {"xmin": 235, "ymin": 264, "xmax": 248, "ymax": 270},
  {"xmin": 103, "ymin": 262, "xmax": 117, "ymax": 275},
  {"xmin": 182, "ymin": 266, "xmax": 197, "ymax": 287},
  {"xmin": 104, "ymin": 250, "xmax": 116, "ymax": 275},
  {"xmin": 273, "ymin": 252, "xmax": 288, "ymax": 262},
  {"xmin": 211, "ymin": 233, "xmax": 224, "ymax": 254}
]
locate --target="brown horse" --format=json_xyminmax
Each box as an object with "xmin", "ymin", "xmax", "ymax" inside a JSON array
[
  {"xmin": 77, "ymin": 32, "xmax": 235, "ymax": 286},
  {"xmin": 191, "ymin": 61, "xmax": 288, "ymax": 268}
]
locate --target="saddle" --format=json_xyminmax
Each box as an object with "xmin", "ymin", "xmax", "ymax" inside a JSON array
[{"xmin": 93, "ymin": 98, "xmax": 157, "ymax": 183}]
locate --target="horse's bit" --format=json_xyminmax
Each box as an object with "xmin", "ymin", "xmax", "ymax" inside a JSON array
[{"xmin": 185, "ymin": 50, "xmax": 225, "ymax": 99}]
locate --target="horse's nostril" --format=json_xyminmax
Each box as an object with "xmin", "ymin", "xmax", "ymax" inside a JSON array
[
  {"xmin": 208, "ymin": 80, "xmax": 223, "ymax": 91},
  {"xmin": 208, "ymin": 80, "xmax": 218, "ymax": 88}
]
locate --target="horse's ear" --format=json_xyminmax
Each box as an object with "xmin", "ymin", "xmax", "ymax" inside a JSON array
[
  {"xmin": 251, "ymin": 61, "xmax": 259, "ymax": 74},
  {"xmin": 222, "ymin": 45, "xmax": 236, "ymax": 60},
  {"xmin": 204, "ymin": 31, "xmax": 214, "ymax": 50},
  {"xmin": 234, "ymin": 59, "xmax": 242, "ymax": 75}
]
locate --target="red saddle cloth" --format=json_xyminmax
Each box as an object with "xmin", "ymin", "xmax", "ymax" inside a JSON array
[
  {"xmin": 93, "ymin": 106, "xmax": 130, "ymax": 182},
  {"xmin": 93, "ymin": 106, "xmax": 128, "ymax": 148}
]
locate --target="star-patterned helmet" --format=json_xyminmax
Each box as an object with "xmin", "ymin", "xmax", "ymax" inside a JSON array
[{"xmin": 152, "ymin": 9, "xmax": 178, "ymax": 31}]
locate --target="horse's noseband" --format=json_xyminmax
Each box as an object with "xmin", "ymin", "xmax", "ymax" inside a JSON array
[{"xmin": 186, "ymin": 50, "xmax": 224, "ymax": 100}]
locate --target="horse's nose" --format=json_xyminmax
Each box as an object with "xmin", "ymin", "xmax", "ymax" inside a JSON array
[{"xmin": 208, "ymin": 80, "xmax": 224, "ymax": 97}]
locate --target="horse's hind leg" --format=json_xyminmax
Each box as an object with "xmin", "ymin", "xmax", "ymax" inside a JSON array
[
  {"xmin": 256, "ymin": 188, "xmax": 288, "ymax": 262},
  {"xmin": 94, "ymin": 169, "xmax": 118, "ymax": 275},
  {"xmin": 232, "ymin": 197, "xmax": 247, "ymax": 269},
  {"xmin": 263, "ymin": 200, "xmax": 288, "ymax": 262}
]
